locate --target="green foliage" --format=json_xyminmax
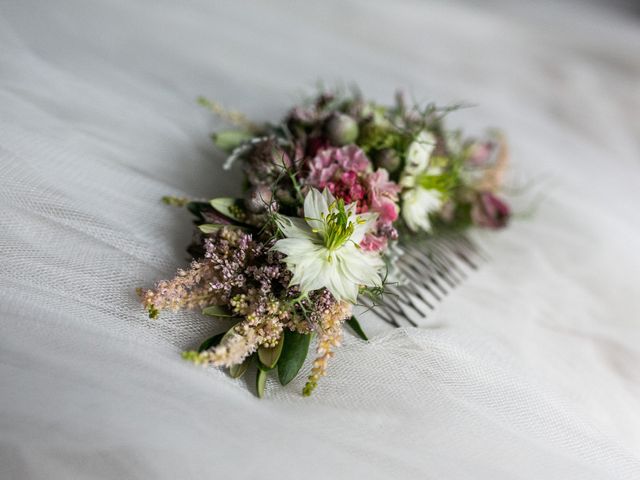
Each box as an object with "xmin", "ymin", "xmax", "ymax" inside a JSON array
[
  {"xmin": 186, "ymin": 201, "xmax": 210, "ymax": 222},
  {"xmin": 257, "ymin": 335, "xmax": 284, "ymax": 369},
  {"xmin": 277, "ymin": 331, "xmax": 312, "ymax": 386},
  {"xmin": 210, "ymin": 197, "xmax": 246, "ymax": 223},
  {"xmin": 229, "ymin": 357, "xmax": 251, "ymax": 378},
  {"xmin": 357, "ymin": 121, "xmax": 408, "ymax": 155},
  {"xmin": 197, "ymin": 332, "xmax": 226, "ymax": 352},
  {"xmin": 346, "ymin": 316, "xmax": 368, "ymax": 341},
  {"xmin": 256, "ymin": 368, "xmax": 267, "ymax": 398},
  {"xmin": 211, "ymin": 130, "xmax": 253, "ymax": 153},
  {"xmin": 198, "ymin": 224, "xmax": 225, "ymax": 234}
]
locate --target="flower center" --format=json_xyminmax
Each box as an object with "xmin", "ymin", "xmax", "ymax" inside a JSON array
[{"xmin": 320, "ymin": 199, "xmax": 361, "ymax": 251}]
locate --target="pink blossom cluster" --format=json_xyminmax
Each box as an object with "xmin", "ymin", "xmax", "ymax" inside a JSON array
[{"xmin": 305, "ymin": 145, "xmax": 400, "ymax": 251}]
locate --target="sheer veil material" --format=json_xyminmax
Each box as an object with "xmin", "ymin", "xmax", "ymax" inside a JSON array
[{"xmin": 1, "ymin": 1, "xmax": 640, "ymax": 478}]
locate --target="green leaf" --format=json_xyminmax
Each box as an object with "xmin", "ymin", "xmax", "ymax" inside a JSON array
[
  {"xmin": 212, "ymin": 130, "xmax": 252, "ymax": 153},
  {"xmin": 346, "ymin": 316, "xmax": 369, "ymax": 341},
  {"xmin": 198, "ymin": 224, "xmax": 224, "ymax": 234},
  {"xmin": 186, "ymin": 201, "xmax": 210, "ymax": 221},
  {"xmin": 257, "ymin": 336, "xmax": 284, "ymax": 370},
  {"xmin": 229, "ymin": 357, "xmax": 251, "ymax": 379},
  {"xmin": 202, "ymin": 305, "xmax": 234, "ymax": 317},
  {"xmin": 256, "ymin": 368, "xmax": 267, "ymax": 399},
  {"xmin": 210, "ymin": 197, "xmax": 245, "ymax": 222},
  {"xmin": 199, "ymin": 223, "xmax": 247, "ymax": 234},
  {"xmin": 197, "ymin": 332, "xmax": 225, "ymax": 352},
  {"xmin": 257, "ymin": 360, "xmax": 271, "ymax": 372},
  {"xmin": 277, "ymin": 331, "xmax": 312, "ymax": 386}
]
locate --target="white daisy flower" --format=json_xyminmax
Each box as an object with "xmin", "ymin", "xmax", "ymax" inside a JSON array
[{"xmin": 273, "ymin": 188, "xmax": 384, "ymax": 303}]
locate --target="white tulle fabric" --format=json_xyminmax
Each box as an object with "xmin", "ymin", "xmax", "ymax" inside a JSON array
[{"xmin": 1, "ymin": 1, "xmax": 639, "ymax": 478}]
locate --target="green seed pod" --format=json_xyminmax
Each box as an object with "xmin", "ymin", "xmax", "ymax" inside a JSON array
[
  {"xmin": 244, "ymin": 185, "xmax": 273, "ymax": 213},
  {"xmin": 325, "ymin": 113, "xmax": 359, "ymax": 146}
]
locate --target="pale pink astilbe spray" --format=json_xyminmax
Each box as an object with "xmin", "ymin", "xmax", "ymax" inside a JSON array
[
  {"xmin": 139, "ymin": 227, "xmax": 251, "ymax": 318},
  {"xmin": 188, "ymin": 327, "xmax": 260, "ymax": 368},
  {"xmin": 193, "ymin": 288, "xmax": 345, "ymax": 369},
  {"xmin": 303, "ymin": 299, "xmax": 352, "ymax": 396},
  {"xmin": 143, "ymin": 227, "xmax": 291, "ymax": 363},
  {"xmin": 143, "ymin": 225, "xmax": 354, "ymax": 379},
  {"xmin": 139, "ymin": 259, "xmax": 219, "ymax": 318},
  {"xmin": 189, "ymin": 292, "xmax": 293, "ymax": 367}
]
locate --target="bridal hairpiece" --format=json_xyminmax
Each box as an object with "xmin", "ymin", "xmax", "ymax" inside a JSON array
[{"xmin": 139, "ymin": 89, "xmax": 510, "ymax": 397}]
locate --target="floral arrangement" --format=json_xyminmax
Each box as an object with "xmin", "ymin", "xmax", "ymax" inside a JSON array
[{"xmin": 140, "ymin": 89, "xmax": 510, "ymax": 397}]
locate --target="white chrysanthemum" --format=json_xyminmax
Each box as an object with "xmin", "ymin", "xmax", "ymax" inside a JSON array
[
  {"xmin": 401, "ymin": 186, "xmax": 443, "ymax": 232},
  {"xmin": 273, "ymin": 189, "xmax": 384, "ymax": 303}
]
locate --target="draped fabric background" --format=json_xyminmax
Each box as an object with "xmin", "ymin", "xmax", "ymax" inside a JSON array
[{"xmin": 1, "ymin": 1, "xmax": 640, "ymax": 478}]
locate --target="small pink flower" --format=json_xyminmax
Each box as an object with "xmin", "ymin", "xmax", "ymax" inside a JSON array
[
  {"xmin": 350, "ymin": 183, "xmax": 366, "ymax": 202},
  {"xmin": 378, "ymin": 201, "xmax": 398, "ymax": 223},
  {"xmin": 365, "ymin": 169, "xmax": 401, "ymax": 224},
  {"xmin": 307, "ymin": 146, "xmax": 371, "ymax": 190},
  {"xmin": 336, "ymin": 145, "xmax": 369, "ymax": 172},
  {"xmin": 341, "ymin": 170, "xmax": 357, "ymax": 186},
  {"xmin": 360, "ymin": 234, "xmax": 388, "ymax": 252},
  {"xmin": 307, "ymin": 151, "xmax": 339, "ymax": 188}
]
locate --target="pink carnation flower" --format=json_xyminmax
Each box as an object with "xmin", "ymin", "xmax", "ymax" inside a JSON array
[
  {"xmin": 307, "ymin": 146, "xmax": 369, "ymax": 188},
  {"xmin": 361, "ymin": 169, "xmax": 401, "ymax": 251},
  {"xmin": 307, "ymin": 146, "xmax": 371, "ymax": 205},
  {"xmin": 365, "ymin": 169, "xmax": 400, "ymax": 223},
  {"xmin": 306, "ymin": 146, "xmax": 401, "ymax": 252},
  {"xmin": 360, "ymin": 234, "xmax": 389, "ymax": 252}
]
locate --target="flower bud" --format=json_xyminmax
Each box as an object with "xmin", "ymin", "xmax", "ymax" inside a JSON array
[
  {"xmin": 275, "ymin": 188, "xmax": 296, "ymax": 207},
  {"xmin": 244, "ymin": 185, "xmax": 273, "ymax": 213},
  {"xmin": 471, "ymin": 192, "xmax": 510, "ymax": 229},
  {"xmin": 271, "ymin": 146, "xmax": 291, "ymax": 169},
  {"xmin": 325, "ymin": 113, "xmax": 359, "ymax": 146},
  {"xmin": 374, "ymin": 148, "xmax": 401, "ymax": 172}
]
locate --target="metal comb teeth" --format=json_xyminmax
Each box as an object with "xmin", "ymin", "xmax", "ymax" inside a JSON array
[{"xmin": 359, "ymin": 234, "xmax": 487, "ymax": 328}]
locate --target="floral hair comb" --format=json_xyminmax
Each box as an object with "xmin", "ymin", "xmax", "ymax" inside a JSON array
[{"xmin": 139, "ymin": 89, "xmax": 510, "ymax": 397}]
